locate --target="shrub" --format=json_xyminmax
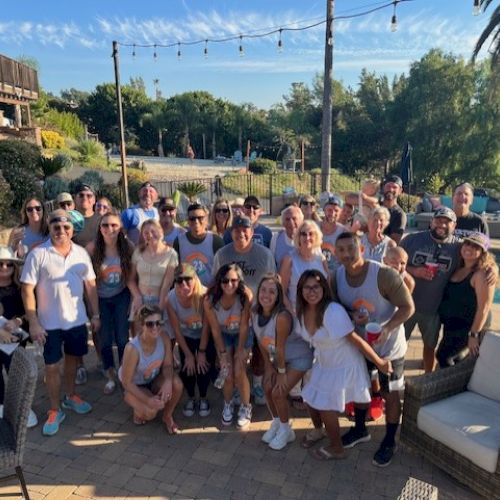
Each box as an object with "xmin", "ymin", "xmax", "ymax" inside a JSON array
[
  {"xmin": 41, "ymin": 130, "xmax": 65, "ymax": 149},
  {"xmin": 43, "ymin": 176, "xmax": 69, "ymax": 201},
  {"xmin": 100, "ymin": 183, "xmax": 123, "ymax": 209},
  {"xmin": 249, "ymin": 158, "xmax": 276, "ymax": 174},
  {"xmin": 0, "ymin": 140, "xmax": 43, "ymax": 208},
  {"xmin": 76, "ymin": 140, "xmax": 106, "ymax": 162},
  {"xmin": 68, "ymin": 170, "xmax": 105, "ymax": 195},
  {"xmin": 120, "ymin": 169, "xmax": 149, "ymax": 204},
  {"xmin": 40, "ymin": 153, "xmax": 73, "ymax": 179},
  {"xmin": 0, "ymin": 171, "xmax": 14, "ymax": 223},
  {"xmin": 40, "ymin": 109, "xmax": 85, "ymax": 140},
  {"xmin": 177, "ymin": 181, "xmax": 207, "ymax": 202}
]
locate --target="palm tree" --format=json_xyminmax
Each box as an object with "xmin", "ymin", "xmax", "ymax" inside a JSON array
[{"xmin": 472, "ymin": 0, "xmax": 500, "ymax": 69}]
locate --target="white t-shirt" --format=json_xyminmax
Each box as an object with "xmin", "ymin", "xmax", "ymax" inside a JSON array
[{"xmin": 21, "ymin": 240, "xmax": 96, "ymax": 330}]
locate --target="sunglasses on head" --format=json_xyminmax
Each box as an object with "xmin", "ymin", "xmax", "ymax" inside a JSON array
[
  {"xmin": 188, "ymin": 215, "xmax": 205, "ymax": 223},
  {"xmin": 144, "ymin": 320, "xmax": 164, "ymax": 328},
  {"xmin": 244, "ymin": 204, "xmax": 260, "ymax": 211},
  {"xmin": 26, "ymin": 205, "xmax": 42, "ymax": 213},
  {"xmin": 161, "ymin": 206, "xmax": 176, "ymax": 214},
  {"xmin": 221, "ymin": 277, "xmax": 239, "ymax": 285},
  {"xmin": 175, "ymin": 276, "xmax": 193, "ymax": 285},
  {"xmin": 0, "ymin": 262, "xmax": 14, "ymax": 268}
]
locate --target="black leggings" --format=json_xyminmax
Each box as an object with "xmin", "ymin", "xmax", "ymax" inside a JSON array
[
  {"xmin": 0, "ymin": 350, "xmax": 13, "ymax": 405},
  {"xmin": 436, "ymin": 329, "xmax": 469, "ymax": 368},
  {"xmin": 178, "ymin": 337, "xmax": 216, "ymax": 399}
]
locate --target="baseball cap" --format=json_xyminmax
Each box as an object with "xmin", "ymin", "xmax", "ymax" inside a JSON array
[
  {"xmin": 243, "ymin": 195, "xmax": 261, "ymax": 208},
  {"xmin": 174, "ymin": 263, "xmax": 197, "ymax": 280},
  {"xmin": 463, "ymin": 232, "xmax": 490, "ymax": 252},
  {"xmin": 159, "ymin": 197, "xmax": 176, "ymax": 210},
  {"xmin": 73, "ymin": 183, "xmax": 95, "ymax": 195},
  {"xmin": 56, "ymin": 192, "xmax": 73, "ymax": 204},
  {"xmin": 48, "ymin": 209, "xmax": 73, "ymax": 225},
  {"xmin": 384, "ymin": 175, "xmax": 403, "ymax": 187},
  {"xmin": 323, "ymin": 194, "xmax": 344, "ymax": 209},
  {"xmin": 139, "ymin": 181, "xmax": 157, "ymax": 191},
  {"xmin": 231, "ymin": 215, "xmax": 252, "ymax": 229},
  {"xmin": 433, "ymin": 207, "xmax": 457, "ymax": 223}
]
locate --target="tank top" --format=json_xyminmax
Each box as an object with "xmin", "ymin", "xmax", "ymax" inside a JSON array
[
  {"xmin": 360, "ymin": 234, "xmax": 392, "ymax": 263},
  {"xmin": 288, "ymin": 250, "xmax": 327, "ymax": 312},
  {"xmin": 120, "ymin": 335, "xmax": 165, "ymax": 386},
  {"xmin": 321, "ymin": 224, "xmax": 345, "ymax": 272},
  {"xmin": 167, "ymin": 288, "xmax": 203, "ymax": 339},
  {"xmin": 272, "ymin": 230, "xmax": 295, "ymax": 270},
  {"xmin": 336, "ymin": 261, "xmax": 406, "ymax": 359},
  {"xmin": 97, "ymin": 255, "xmax": 125, "ymax": 298},
  {"xmin": 177, "ymin": 232, "xmax": 214, "ymax": 286},
  {"xmin": 22, "ymin": 226, "xmax": 48, "ymax": 252},
  {"xmin": 213, "ymin": 297, "xmax": 243, "ymax": 335}
]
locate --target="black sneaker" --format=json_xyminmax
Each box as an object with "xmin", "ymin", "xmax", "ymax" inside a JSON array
[
  {"xmin": 372, "ymin": 442, "xmax": 397, "ymax": 467},
  {"xmin": 341, "ymin": 427, "xmax": 371, "ymax": 449}
]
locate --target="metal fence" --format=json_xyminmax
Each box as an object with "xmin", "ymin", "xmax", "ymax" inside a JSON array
[{"xmin": 155, "ymin": 171, "xmax": 360, "ymax": 216}]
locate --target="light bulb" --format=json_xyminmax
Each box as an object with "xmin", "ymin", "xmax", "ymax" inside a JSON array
[
  {"xmin": 204, "ymin": 40, "xmax": 208, "ymax": 59},
  {"xmin": 239, "ymin": 36, "xmax": 244, "ymax": 57},
  {"xmin": 391, "ymin": 14, "xmax": 397, "ymax": 32},
  {"xmin": 177, "ymin": 42, "xmax": 181, "ymax": 61},
  {"xmin": 153, "ymin": 44, "xmax": 157, "ymax": 61},
  {"xmin": 132, "ymin": 44, "xmax": 136, "ymax": 59},
  {"xmin": 278, "ymin": 29, "xmax": 283, "ymax": 53}
]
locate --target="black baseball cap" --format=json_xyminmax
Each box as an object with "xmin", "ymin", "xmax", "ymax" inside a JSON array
[{"xmin": 384, "ymin": 175, "xmax": 403, "ymax": 187}]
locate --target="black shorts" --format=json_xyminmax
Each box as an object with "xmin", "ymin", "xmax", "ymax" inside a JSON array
[
  {"xmin": 43, "ymin": 324, "xmax": 89, "ymax": 365},
  {"xmin": 367, "ymin": 357, "xmax": 405, "ymax": 393}
]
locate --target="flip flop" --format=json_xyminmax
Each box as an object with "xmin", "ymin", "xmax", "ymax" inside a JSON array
[
  {"xmin": 310, "ymin": 446, "xmax": 347, "ymax": 461},
  {"xmin": 301, "ymin": 428, "xmax": 326, "ymax": 449}
]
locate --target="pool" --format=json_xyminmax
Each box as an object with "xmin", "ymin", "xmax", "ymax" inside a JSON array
[{"xmin": 494, "ymin": 249, "xmax": 500, "ymax": 304}]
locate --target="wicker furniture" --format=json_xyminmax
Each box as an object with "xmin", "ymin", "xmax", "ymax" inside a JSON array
[
  {"xmin": 397, "ymin": 477, "xmax": 438, "ymax": 500},
  {"xmin": 401, "ymin": 356, "xmax": 500, "ymax": 499},
  {"xmin": 0, "ymin": 348, "xmax": 38, "ymax": 499}
]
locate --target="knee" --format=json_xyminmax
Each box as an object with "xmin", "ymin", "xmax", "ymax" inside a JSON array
[{"xmin": 173, "ymin": 375, "xmax": 183, "ymax": 394}]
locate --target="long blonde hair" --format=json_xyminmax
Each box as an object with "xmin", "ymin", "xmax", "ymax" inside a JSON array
[{"xmin": 210, "ymin": 198, "xmax": 233, "ymax": 235}]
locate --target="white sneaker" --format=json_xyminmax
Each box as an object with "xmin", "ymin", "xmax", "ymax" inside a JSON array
[
  {"xmin": 237, "ymin": 404, "xmax": 252, "ymax": 429},
  {"xmin": 221, "ymin": 402, "xmax": 234, "ymax": 426},
  {"xmin": 262, "ymin": 419, "xmax": 280, "ymax": 443},
  {"xmin": 269, "ymin": 426, "xmax": 296, "ymax": 450},
  {"xmin": 27, "ymin": 409, "xmax": 38, "ymax": 428}
]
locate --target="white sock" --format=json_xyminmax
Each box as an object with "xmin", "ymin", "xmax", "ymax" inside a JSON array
[
  {"xmin": 271, "ymin": 417, "xmax": 280, "ymax": 425},
  {"xmin": 253, "ymin": 375, "xmax": 263, "ymax": 387},
  {"xmin": 279, "ymin": 421, "xmax": 290, "ymax": 432}
]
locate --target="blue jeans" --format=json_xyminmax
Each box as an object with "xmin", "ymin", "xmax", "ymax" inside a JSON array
[{"xmin": 98, "ymin": 288, "xmax": 131, "ymax": 371}]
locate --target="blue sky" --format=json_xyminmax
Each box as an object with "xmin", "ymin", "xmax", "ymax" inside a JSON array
[{"xmin": 0, "ymin": 0, "xmax": 491, "ymax": 109}]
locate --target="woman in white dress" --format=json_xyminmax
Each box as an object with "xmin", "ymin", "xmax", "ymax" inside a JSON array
[{"xmin": 296, "ymin": 269, "xmax": 392, "ymax": 460}]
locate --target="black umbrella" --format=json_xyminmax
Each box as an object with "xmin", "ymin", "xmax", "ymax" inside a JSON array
[{"xmin": 400, "ymin": 141, "xmax": 413, "ymax": 192}]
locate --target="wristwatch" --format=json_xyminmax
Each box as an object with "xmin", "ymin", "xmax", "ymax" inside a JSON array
[
  {"xmin": 277, "ymin": 367, "xmax": 286, "ymax": 374},
  {"xmin": 468, "ymin": 331, "xmax": 480, "ymax": 339}
]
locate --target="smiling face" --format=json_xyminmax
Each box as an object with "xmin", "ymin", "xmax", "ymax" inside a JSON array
[
  {"xmin": 243, "ymin": 203, "xmax": 261, "ymax": 224},
  {"xmin": 25, "ymin": 199, "xmax": 43, "ymax": 224},
  {"xmin": 461, "ymin": 240, "xmax": 483, "ymax": 262},
  {"xmin": 335, "ymin": 235, "xmax": 363, "ymax": 270},
  {"xmin": 430, "ymin": 216, "xmax": 456, "ymax": 241},
  {"xmin": 323, "ymin": 203, "xmax": 341, "ymax": 224},
  {"xmin": 453, "ymin": 184, "xmax": 473, "ymax": 214},
  {"xmin": 301, "ymin": 276, "xmax": 324, "ymax": 306},
  {"xmin": 383, "ymin": 182, "xmax": 401, "ymax": 201},
  {"xmin": 100, "ymin": 214, "xmax": 122, "ymax": 241},
  {"xmin": 141, "ymin": 222, "xmax": 163, "ymax": 245},
  {"xmin": 368, "ymin": 212, "xmax": 389, "ymax": 235},
  {"xmin": 187, "ymin": 209, "xmax": 208, "ymax": 237},
  {"xmin": 258, "ymin": 278, "xmax": 278, "ymax": 311},
  {"xmin": 49, "ymin": 220, "xmax": 74, "ymax": 246},
  {"xmin": 0, "ymin": 259, "xmax": 15, "ymax": 283},
  {"xmin": 141, "ymin": 313, "xmax": 163, "ymax": 339},
  {"xmin": 139, "ymin": 186, "xmax": 158, "ymax": 208},
  {"xmin": 232, "ymin": 225, "xmax": 253, "ymax": 250},
  {"xmin": 175, "ymin": 275, "xmax": 195, "ymax": 298},
  {"xmin": 221, "ymin": 268, "xmax": 240, "ymax": 296},
  {"xmin": 75, "ymin": 189, "xmax": 95, "ymax": 213}
]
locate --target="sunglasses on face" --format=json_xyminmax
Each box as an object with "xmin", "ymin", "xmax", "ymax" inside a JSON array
[
  {"xmin": 160, "ymin": 207, "xmax": 176, "ymax": 214},
  {"xmin": 101, "ymin": 223, "xmax": 120, "ymax": 229},
  {"xmin": 221, "ymin": 277, "xmax": 239, "ymax": 285},
  {"xmin": 188, "ymin": 216, "xmax": 205, "ymax": 223},
  {"xmin": 244, "ymin": 204, "xmax": 260, "ymax": 211},
  {"xmin": 52, "ymin": 224, "xmax": 72, "ymax": 232},
  {"xmin": 59, "ymin": 202, "xmax": 73, "ymax": 208},
  {"xmin": 301, "ymin": 201, "xmax": 315, "ymax": 206},
  {"xmin": 144, "ymin": 320, "xmax": 164, "ymax": 328},
  {"xmin": 0, "ymin": 262, "xmax": 14, "ymax": 268},
  {"xmin": 78, "ymin": 192, "xmax": 94, "ymax": 199},
  {"xmin": 96, "ymin": 203, "xmax": 109, "ymax": 210},
  {"xmin": 175, "ymin": 276, "xmax": 193, "ymax": 285},
  {"xmin": 26, "ymin": 206, "xmax": 42, "ymax": 213},
  {"xmin": 215, "ymin": 208, "xmax": 230, "ymax": 214}
]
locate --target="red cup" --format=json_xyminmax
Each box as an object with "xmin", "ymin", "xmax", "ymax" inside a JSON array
[
  {"xmin": 366, "ymin": 322, "xmax": 382, "ymax": 345},
  {"xmin": 425, "ymin": 262, "xmax": 439, "ymax": 278}
]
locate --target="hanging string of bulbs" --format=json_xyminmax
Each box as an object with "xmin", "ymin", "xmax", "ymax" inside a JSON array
[{"xmin": 121, "ymin": 0, "xmax": 412, "ymax": 61}]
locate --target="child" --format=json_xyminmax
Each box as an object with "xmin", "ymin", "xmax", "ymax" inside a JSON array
[{"xmin": 384, "ymin": 247, "xmax": 415, "ymax": 294}]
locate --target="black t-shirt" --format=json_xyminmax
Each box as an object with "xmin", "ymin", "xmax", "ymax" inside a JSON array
[
  {"xmin": 384, "ymin": 204, "xmax": 407, "ymax": 238},
  {"xmin": 455, "ymin": 213, "xmax": 489, "ymax": 238},
  {"xmin": 0, "ymin": 284, "xmax": 25, "ymax": 320}
]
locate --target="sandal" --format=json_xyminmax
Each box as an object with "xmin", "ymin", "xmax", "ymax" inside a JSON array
[
  {"xmin": 310, "ymin": 446, "xmax": 347, "ymax": 461},
  {"xmin": 103, "ymin": 379, "xmax": 116, "ymax": 395},
  {"xmin": 301, "ymin": 428, "xmax": 326, "ymax": 449}
]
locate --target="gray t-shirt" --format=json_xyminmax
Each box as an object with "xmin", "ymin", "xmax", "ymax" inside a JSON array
[
  {"xmin": 213, "ymin": 243, "xmax": 276, "ymax": 296},
  {"xmin": 400, "ymin": 231, "xmax": 460, "ymax": 314}
]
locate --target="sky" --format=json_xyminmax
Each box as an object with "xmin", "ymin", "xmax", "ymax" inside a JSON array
[{"xmin": 0, "ymin": 0, "xmax": 492, "ymax": 109}]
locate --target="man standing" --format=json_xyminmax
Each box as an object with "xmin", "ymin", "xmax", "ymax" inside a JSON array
[
  {"xmin": 270, "ymin": 204, "xmax": 304, "ymax": 270},
  {"xmin": 174, "ymin": 203, "xmax": 224, "ymax": 287},
  {"xmin": 72, "ymin": 183, "xmax": 100, "ymax": 247},
  {"xmin": 158, "ymin": 197, "xmax": 186, "ymax": 247},
  {"xmin": 21, "ymin": 209, "xmax": 99, "ymax": 436},
  {"xmin": 320, "ymin": 195, "xmax": 345, "ymax": 273},
  {"xmin": 332, "ymin": 232, "xmax": 414, "ymax": 467},
  {"xmin": 223, "ymin": 195, "xmax": 272, "ymax": 247},
  {"xmin": 382, "ymin": 175, "xmax": 407, "ymax": 244},
  {"xmin": 452, "ymin": 182, "xmax": 489, "ymax": 237},
  {"xmin": 121, "ymin": 182, "xmax": 159, "ymax": 245},
  {"xmin": 401, "ymin": 207, "xmax": 461, "ymax": 372}
]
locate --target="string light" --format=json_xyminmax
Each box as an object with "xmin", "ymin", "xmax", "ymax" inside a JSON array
[
  {"xmin": 177, "ymin": 42, "xmax": 181, "ymax": 60},
  {"xmin": 473, "ymin": 0, "xmax": 481, "ymax": 16},
  {"xmin": 278, "ymin": 28, "xmax": 283, "ymax": 53},
  {"xmin": 239, "ymin": 35, "xmax": 244, "ymax": 57},
  {"xmin": 204, "ymin": 40, "xmax": 208, "ymax": 59},
  {"xmin": 132, "ymin": 43, "xmax": 136, "ymax": 59},
  {"xmin": 390, "ymin": 1, "xmax": 398, "ymax": 32},
  {"xmin": 153, "ymin": 44, "xmax": 157, "ymax": 61}
]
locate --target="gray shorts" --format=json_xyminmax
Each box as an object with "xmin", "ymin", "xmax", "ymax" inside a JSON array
[{"xmin": 405, "ymin": 311, "xmax": 441, "ymax": 349}]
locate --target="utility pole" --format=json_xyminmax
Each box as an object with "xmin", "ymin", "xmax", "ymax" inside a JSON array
[
  {"xmin": 112, "ymin": 41, "xmax": 129, "ymax": 207},
  {"xmin": 320, "ymin": 0, "xmax": 334, "ymax": 192}
]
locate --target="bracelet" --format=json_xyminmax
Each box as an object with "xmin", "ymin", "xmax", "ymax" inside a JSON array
[
  {"xmin": 277, "ymin": 367, "xmax": 286, "ymax": 375},
  {"xmin": 468, "ymin": 331, "xmax": 480, "ymax": 339}
]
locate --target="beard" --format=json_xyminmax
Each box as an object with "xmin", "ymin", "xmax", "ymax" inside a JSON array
[
  {"xmin": 383, "ymin": 192, "xmax": 395, "ymax": 201},
  {"xmin": 430, "ymin": 228, "xmax": 450, "ymax": 241}
]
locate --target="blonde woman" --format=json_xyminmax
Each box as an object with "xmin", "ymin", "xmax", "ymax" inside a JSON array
[
  {"xmin": 210, "ymin": 198, "xmax": 233, "ymax": 237},
  {"xmin": 279, "ymin": 220, "xmax": 329, "ymax": 313},
  {"xmin": 299, "ymin": 195, "xmax": 321, "ymax": 223}
]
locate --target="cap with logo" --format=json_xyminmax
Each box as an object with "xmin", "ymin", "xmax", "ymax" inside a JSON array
[
  {"xmin": 231, "ymin": 215, "xmax": 252, "ymax": 229},
  {"xmin": 463, "ymin": 232, "xmax": 490, "ymax": 252}
]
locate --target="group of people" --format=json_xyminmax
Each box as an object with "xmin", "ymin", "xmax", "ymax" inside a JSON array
[{"xmin": 0, "ymin": 175, "xmax": 496, "ymax": 468}]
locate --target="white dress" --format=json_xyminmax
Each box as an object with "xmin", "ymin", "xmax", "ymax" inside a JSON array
[{"xmin": 298, "ymin": 302, "xmax": 371, "ymax": 411}]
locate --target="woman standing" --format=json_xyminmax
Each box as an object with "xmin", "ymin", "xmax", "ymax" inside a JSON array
[
  {"xmin": 438, "ymin": 232, "xmax": 497, "ymax": 367},
  {"xmin": 8, "ymin": 197, "xmax": 49, "ymax": 257},
  {"xmin": 253, "ymin": 273, "xmax": 313, "ymax": 450},
  {"xmin": 279, "ymin": 220, "xmax": 329, "ymax": 313},
  {"xmin": 296, "ymin": 270, "xmax": 391, "ymax": 460},
  {"xmin": 299, "ymin": 195, "xmax": 321, "ymax": 223},
  {"xmin": 165, "ymin": 263, "xmax": 214, "ymax": 418},
  {"xmin": 88, "ymin": 211, "xmax": 135, "ymax": 394},
  {"xmin": 360, "ymin": 207, "xmax": 396, "ymax": 263},
  {"xmin": 204, "ymin": 264, "xmax": 253, "ymax": 428},
  {"xmin": 119, "ymin": 305, "xmax": 183, "ymax": 432},
  {"xmin": 95, "ymin": 197, "xmax": 112, "ymax": 217},
  {"xmin": 210, "ymin": 198, "xmax": 233, "ymax": 237}
]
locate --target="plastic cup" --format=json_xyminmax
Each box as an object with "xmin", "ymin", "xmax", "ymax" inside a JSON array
[
  {"xmin": 366, "ymin": 322, "xmax": 382, "ymax": 345},
  {"xmin": 425, "ymin": 262, "xmax": 439, "ymax": 278}
]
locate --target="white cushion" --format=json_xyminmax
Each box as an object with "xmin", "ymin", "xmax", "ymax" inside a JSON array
[
  {"xmin": 417, "ymin": 391, "xmax": 500, "ymax": 473},
  {"xmin": 468, "ymin": 331, "xmax": 500, "ymax": 402}
]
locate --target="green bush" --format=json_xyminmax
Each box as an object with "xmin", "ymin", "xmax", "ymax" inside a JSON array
[
  {"xmin": 76, "ymin": 140, "xmax": 106, "ymax": 162},
  {"xmin": 100, "ymin": 183, "xmax": 123, "ymax": 209},
  {"xmin": 0, "ymin": 171, "xmax": 14, "ymax": 223},
  {"xmin": 177, "ymin": 181, "xmax": 207, "ymax": 202},
  {"xmin": 0, "ymin": 140, "xmax": 43, "ymax": 208},
  {"xmin": 40, "ymin": 109, "xmax": 85, "ymax": 140},
  {"xmin": 40, "ymin": 154, "xmax": 73, "ymax": 179},
  {"xmin": 43, "ymin": 176, "xmax": 69, "ymax": 201},
  {"xmin": 68, "ymin": 170, "xmax": 105, "ymax": 195},
  {"xmin": 249, "ymin": 158, "xmax": 276, "ymax": 174}
]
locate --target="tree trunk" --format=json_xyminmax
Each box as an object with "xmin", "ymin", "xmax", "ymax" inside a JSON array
[
  {"xmin": 212, "ymin": 130, "xmax": 216, "ymax": 159},
  {"xmin": 158, "ymin": 129, "xmax": 164, "ymax": 157}
]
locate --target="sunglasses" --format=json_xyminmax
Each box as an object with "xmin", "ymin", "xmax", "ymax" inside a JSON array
[
  {"xmin": 78, "ymin": 192, "xmax": 94, "ymax": 198},
  {"xmin": 244, "ymin": 204, "xmax": 260, "ymax": 211},
  {"xmin": 188, "ymin": 216, "xmax": 205, "ymax": 223},
  {"xmin": 52, "ymin": 224, "xmax": 72, "ymax": 232},
  {"xmin": 96, "ymin": 203, "xmax": 109, "ymax": 210},
  {"xmin": 26, "ymin": 206, "xmax": 42, "ymax": 213},
  {"xmin": 0, "ymin": 262, "xmax": 14, "ymax": 268},
  {"xmin": 221, "ymin": 278, "xmax": 239, "ymax": 285},
  {"xmin": 59, "ymin": 201, "xmax": 73, "ymax": 208},
  {"xmin": 161, "ymin": 207, "xmax": 176, "ymax": 214},
  {"xmin": 175, "ymin": 276, "xmax": 193, "ymax": 285},
  {"xmin": 215, "ymin": 208, "xmax": 229, "ymax": 214},
  {"xmin": 144, "ymin": 320, "xmax": 164, "ymax": 328},
  {"xmin": 301, "ymin": 201, "xmax": 315, "ymax": 206},
  {"xmin": 101, "ymin": 223, "xmax": 120, "ymax": 229}
]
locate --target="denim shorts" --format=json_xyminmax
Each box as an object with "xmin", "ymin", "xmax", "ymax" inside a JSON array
[
  {"xmin": 222, "ymin": 330, "xmax": 254, "ymax": 350},
  {"xmin": 286, "ymin": 355, "xmax": 313, "ymax": 373},
  {"xmin": 44, "ymin": 323, "xmax": 89, "ymax": 365}
]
